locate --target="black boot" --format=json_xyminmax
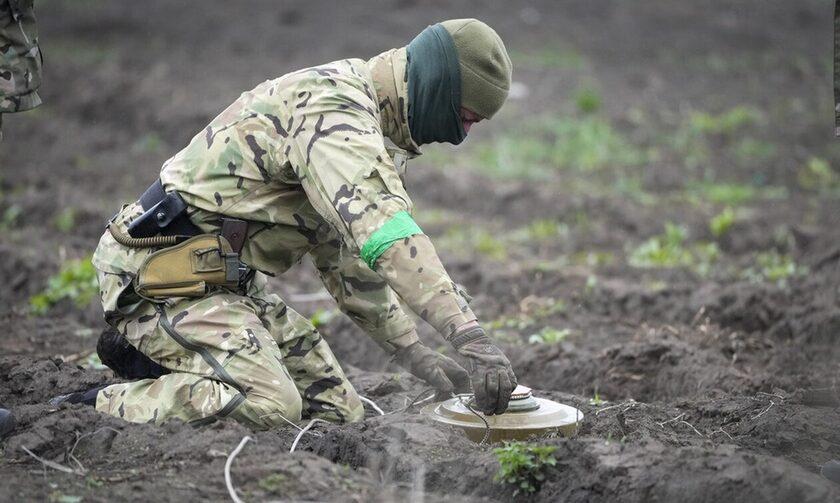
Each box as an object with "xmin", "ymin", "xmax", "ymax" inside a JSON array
[
  {"xmin": 0, "ymin": 408, "xmax": 15, "ymax": 438},
  {"xmin": 97, "ymin": 326, "xmax": 169, "ymax": 379},
  {"xmin": 49, "ymin": 385, "xmax": 109, "ymax": 408}
]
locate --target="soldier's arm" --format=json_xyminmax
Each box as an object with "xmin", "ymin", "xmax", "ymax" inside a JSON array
[
  {"xmin": 309, "ymin": 239, "xmax": 420, "ymax": 353},
  {"xmin": 288, "ymin": 75, "xmax": 475, "ymax": 340}
]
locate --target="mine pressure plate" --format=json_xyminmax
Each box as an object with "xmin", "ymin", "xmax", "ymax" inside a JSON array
[{"xmin": 422, "ymin": 385, "xmax": 583, "ymax": 443}]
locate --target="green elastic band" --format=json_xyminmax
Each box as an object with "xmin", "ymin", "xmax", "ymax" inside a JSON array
[{"xmin": 361, "ymin": 211, "xmax": 423, "ymax": 269}]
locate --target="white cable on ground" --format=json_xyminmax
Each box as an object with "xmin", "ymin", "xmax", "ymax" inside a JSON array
[
  {"xmin": 225, "ymin": 435, "xmax": 252, "ymax": 503},
  {"xmin": 290, "ymin": 418, "xmax": 328, "ymax": 453},
  {"xmin": 359, "ymin": 395, "xmax": 385, "ymax": 416}
]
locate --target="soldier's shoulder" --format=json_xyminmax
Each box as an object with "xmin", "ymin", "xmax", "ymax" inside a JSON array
[{"xmin": 282, "ymin": 58, "xmax": 373, "ymax": 96}]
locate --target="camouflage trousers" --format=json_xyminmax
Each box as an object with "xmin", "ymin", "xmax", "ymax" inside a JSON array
[{"xmin": 94, "ymin": 271, "xmax": 364, "ymax": 428}]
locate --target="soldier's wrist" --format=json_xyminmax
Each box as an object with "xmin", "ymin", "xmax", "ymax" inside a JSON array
[
  {"xmin": 379, "ymin": 328, "xmax": 421, "ymax": 354},
  {"xmin": 448, "ymin": 325, "xmax": 488, "ymax": 350}
]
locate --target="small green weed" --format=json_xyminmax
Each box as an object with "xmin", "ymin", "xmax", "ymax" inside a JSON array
[
  {"xmin": 798, "ymin": 156, "xmax": 838, "ymax": 192},
  {"xmin": 86, "ymin": 475, "xmax": 105, "ymax": 488},
  {"xmin": 742, "ymin": 251, "xmax": 806, "ymax": 287},
  {"xmin": 528, "ymin": 327, "xmax": 572, "ymax": 345},
  {"xmin": 30, "ymin": 257, "xmax": 98, "ymax": 315},
  {"xmin": 686, "ymin": 182, "xmax": 786, "ymax": 205},
  {"xmin": 494, "ymin": 442, "xmax": 557, "ymax": 495},
  {"xmin": 628, "ymin": 223, "xmax": 719, "ymax": 275},
  {"xmin": 525, "ymin": 219, "xmax": 568, "ymax": 241},
  {"xmin": 546, "ymin": 117, "xmax": 645, "ymax": 171},
  {"xmin": 1, "ymin": 204, "xmax": 21, "ymax": 230},
  {"xmin": 258, "ymin": 473, "xmax": 287, "ymax": 494},
  {"xmin": 733, "ymin": 138, "xmax": 776, "ymax": 165},
  {"xmin": 574, "ymin": 87, "xmax": 601, "ymax": 114},
  {"xmin": 709, "ymin": 207, "xmax": 735, "ymax": 238},
  {"xmin": 572, "ymin": 250, "xmax": 615, "ymax": 267},
  {"xmin": 54, "ymin": 208, "xmax": 77, "ymax": 233},
  {"xmin": 439, "ymin": 227, "xmax": 507, "ymax": 261},
  {"xmin": 689, "ymin": 106, "xmax": 762, "ymax": 136},
  {"xmin": 669, "ymin": 106, "xmax": 763, "ymax": 168},
  {"xmin": 473, "ymin": 116, "xmax": 645, "ymax": 179}
]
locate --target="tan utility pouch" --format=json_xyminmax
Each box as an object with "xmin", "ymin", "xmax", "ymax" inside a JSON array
[{"xmin": 135, "ymin": 234, "xmax": 240, "ymax": 298}]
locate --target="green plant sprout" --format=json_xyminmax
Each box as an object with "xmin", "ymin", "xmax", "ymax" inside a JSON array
[
  {"xmin": 709, "ymin": 207, "xmax": 735, "ymax": 238},
  {"xmin": 628, "ymin": 223, "xmax": 719, "ymax": 275},
  {"xmin": 493, "ymin": 442, "xmax": 558, "ymax": 495},
  {"xmin": 30, "ymin": 257, "xmax": 98, "ymax": 315},
  {"xmin": 528, "ymin": 327, "xmax": 572, "ymax": 345}
]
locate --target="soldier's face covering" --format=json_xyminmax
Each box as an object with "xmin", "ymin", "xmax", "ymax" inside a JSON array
[{"xmin": 406, "ymin": 24, "xmax": 466, "ymax": 146}]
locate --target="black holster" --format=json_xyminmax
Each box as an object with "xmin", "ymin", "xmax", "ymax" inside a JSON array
[{"xmin": 128, "ymin": 179, "xmax": 203, "ymax": 238}]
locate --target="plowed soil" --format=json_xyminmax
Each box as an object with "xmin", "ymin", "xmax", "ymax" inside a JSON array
[{"xmin": 2, "ymin": 1, "xmax": 839, "ymax": 501}]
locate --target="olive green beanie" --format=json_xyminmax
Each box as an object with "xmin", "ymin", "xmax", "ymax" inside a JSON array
[{"xmin": 440, "ymin": 18, "xmax": 512, "ymax": 119}]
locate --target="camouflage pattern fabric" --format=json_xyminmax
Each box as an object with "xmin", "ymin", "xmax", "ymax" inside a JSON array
[
  {"xmin": 158, "ymin": 46, "xmax": 476, "ymax": 338},
  {"xmin": 94, "ymin": 203, "xmax": 363, "ymax": 426},
  {"xmin": 92, "ymin": 47, "xmax": 477, "ymax": 427},
  {"xmin": 0, "ymin": 0, "xmax": 42, "ymax": 138},
  {"xmin": 835, "ymin": 0, "xmax": 840, "ymax": 135}
]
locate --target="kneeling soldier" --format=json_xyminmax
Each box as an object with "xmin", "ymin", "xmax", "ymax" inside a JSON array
[{"xmin": 62, "ymin": 19, "xmax": 518, "ymax": 428}]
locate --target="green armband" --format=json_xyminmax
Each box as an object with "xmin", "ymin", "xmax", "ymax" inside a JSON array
[{"xmin": 360, "ymin": 211, "xmax": 423, "ymax": 269}]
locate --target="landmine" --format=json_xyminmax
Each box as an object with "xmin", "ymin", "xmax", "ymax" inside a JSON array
[{"xmin": 423, "ymin": 385, "xmax": 583, "ymax": 443}]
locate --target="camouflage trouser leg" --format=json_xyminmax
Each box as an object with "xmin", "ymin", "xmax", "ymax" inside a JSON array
[
  {"xmin": 95, "ymin": 274, "xmax": 363, "ymax": 427},
  {"xmin": 246, "ymin": 273, "xmax": 364, "ymax": 423}
]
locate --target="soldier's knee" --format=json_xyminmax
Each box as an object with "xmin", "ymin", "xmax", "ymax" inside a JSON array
[
  {"xmin": 344, "ymin": 400, "xmax": 365, "ymax": 424},
  {"xmin": 235, "ymin": 386, "xmax": 303, "ymax": 429}
]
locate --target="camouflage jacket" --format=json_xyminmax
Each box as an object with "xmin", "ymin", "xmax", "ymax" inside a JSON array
[
  {"xmin": 0, "ymin": 0, "xmax": 42, "ymax": 114},
  {"xmin": 93, "ymin": 48, "xmax": 476, "ymax": 352}
]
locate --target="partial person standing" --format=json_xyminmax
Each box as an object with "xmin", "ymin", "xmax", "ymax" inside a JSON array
[{"xmin": 0, "ymin": 0, "xmax": 42, "ymax": 141}]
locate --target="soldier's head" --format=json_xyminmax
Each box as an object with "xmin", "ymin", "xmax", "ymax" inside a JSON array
[{"xmin": 406, "ymin": 19, "xmax": 512, "ymax": 146}]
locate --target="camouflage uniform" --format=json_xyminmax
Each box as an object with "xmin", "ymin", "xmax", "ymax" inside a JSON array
[
  {"xmin": 0, "ymin": 0, "xmax": 42, "ymax": 139},
  {"xmin": 92, "ymin": 48, "xmax": 476, "ymax": 428}
]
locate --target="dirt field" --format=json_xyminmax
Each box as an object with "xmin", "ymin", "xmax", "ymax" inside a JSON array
[{"xmin": 2, "ymin": 0, "xmax": 840, "ymax": 501}]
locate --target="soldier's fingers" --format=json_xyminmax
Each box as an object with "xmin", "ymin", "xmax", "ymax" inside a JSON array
[
  {"xmin": 438, "ymin": 357, "xmax": 470, "ymax": 391},
  {"xmin": 483, "ymin": 371, "xmax": 500, "ymax": 415},
  {"xmin": 449, "ymin": 366, "xmax": 472, "ymax": 394},
  {"xmin": 470, "ymin": 372, "xmax": 487, "ymax": 410},
  {"xmin": 494, "ymin": 371, "xmax": 513, "ymax": 415},
  {"xmin": 427, "ymin": 367, "xmax": 455, "ymax": 393}
]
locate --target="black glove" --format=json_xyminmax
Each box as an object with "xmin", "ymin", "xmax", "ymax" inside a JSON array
[
  {"xmin": 394, "ymin": 342, "xmax": 471, "ymax": 394},
  {"xmin": 450, "ymin": 326, "xmax": 517, "ymax": 415}
]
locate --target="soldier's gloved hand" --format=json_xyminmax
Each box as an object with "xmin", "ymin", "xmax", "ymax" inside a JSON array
[
  {"xmin": 394, "ymin": 342, "xmax": 471, "ymax": 395},
  {"xmin": 450, "ymin": 325, "xmax": 517, "ymax": 415}
]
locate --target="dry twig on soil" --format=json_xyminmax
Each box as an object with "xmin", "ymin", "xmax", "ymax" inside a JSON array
[
  {"xmin": 66, "ymin": 426, "xmax": 121, "ymax": 473},
  {"xmin": 751, "ymin": 400, "xmax": 775, "ymax": 420},
  {"xmin": 225, "ymin": 435, "xmax": 252, "ymax": 503},
  {"xmin": 595, "ymin": 399, "xmax": 638, "ymax": 416},
  {"xmin": 20, "ymin": 446, "xmax": 81, "ymax": 475},
  {"xmin": 657, "ymin": 412, "xmax": 686, "ymax": 428},
  {"xmin": 678, "ymin": 420, "xmax": 705, "ymax": 437},
  {"xmin": 360, "ymin": 396, "xmax": 386, "ymax": 416},
  {"xmin": 290, "ymin": 418, "xmax": 328, "ymax": 453},
  {"xmin": 709, "ymin": 428, "xmax": 733, "ymax": 440}
]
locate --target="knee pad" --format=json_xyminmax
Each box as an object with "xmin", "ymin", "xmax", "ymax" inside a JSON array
[{"xmin": 97, "ymin": 326, "xmax": 169, "ymax": 379}]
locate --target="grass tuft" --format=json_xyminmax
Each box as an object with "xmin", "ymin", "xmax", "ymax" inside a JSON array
[
  {"xmin": 30, "ymin": 257, "xmax": 98, "ymax": 315},
  {"xmin": 494, "ymin": 442, "xmax": 557, "ymax": 495}
]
